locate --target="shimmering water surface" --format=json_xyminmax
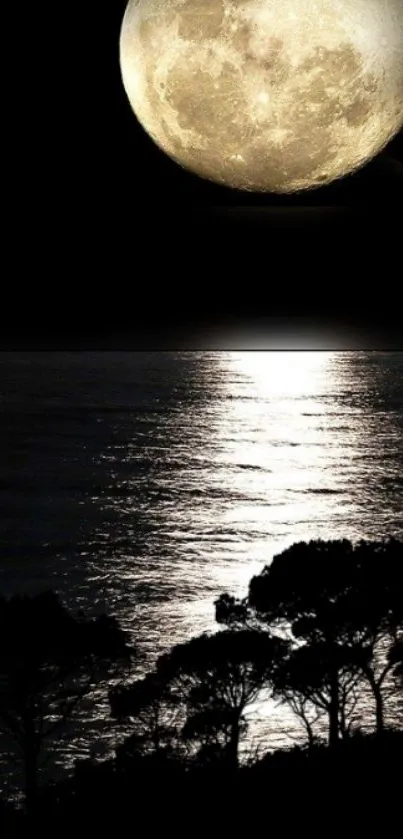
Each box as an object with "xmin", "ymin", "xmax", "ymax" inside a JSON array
[{"xmin": 1, "ymin": 351, "xmax": 402, "ymax": 781}]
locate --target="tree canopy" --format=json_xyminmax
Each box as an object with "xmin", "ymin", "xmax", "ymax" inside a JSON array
[
  {"xmin": 0, "ymin": 590, "xmax": 132, "ymax": 816},
  {"xmin": 111, "ymin": 629, "xmax": 288, "ymax": 769},
  {"xmin": 216, "ymin": 539, "xmax": 403, "ymax": 744}
]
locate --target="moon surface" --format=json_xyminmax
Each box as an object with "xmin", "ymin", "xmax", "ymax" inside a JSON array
[{"xmin": 120, "ymin": 0, "xmax": 403, "ymax": 193}]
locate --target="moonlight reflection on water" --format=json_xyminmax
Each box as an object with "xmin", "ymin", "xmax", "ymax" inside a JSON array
[{"xmin": 0, "ymin": 350, "xmax": 402, "ymax": 776}]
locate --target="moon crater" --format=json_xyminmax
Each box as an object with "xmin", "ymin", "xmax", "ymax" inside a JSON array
[{"xmin": 120, "ymin": 0, "xmax": 403, "ymax": 192}]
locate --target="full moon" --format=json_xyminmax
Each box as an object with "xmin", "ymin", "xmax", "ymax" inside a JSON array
[{"xmin": 120, "ymin": 0, "xmax": 403, "ymax": 193}]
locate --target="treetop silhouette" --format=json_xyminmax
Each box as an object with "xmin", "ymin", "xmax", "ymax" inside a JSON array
[{"xmin": 0, "ymin": 590, "xmax": 132, "ymax": 818}]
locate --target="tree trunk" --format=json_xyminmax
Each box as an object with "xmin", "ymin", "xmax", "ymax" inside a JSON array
[
  {"xmin": 364, "ymin": 668, "xmax": 385, "ymax": 736},
  {"xmin": 305, "ymin": 717, "xmax": 316, "ymax": 749},
  {"xmin": 328, "ymin": 674, "xmax": 339, "ymax": 748},
  {"xmin": 298, "ymin": 703, "xmax": 316, "ymax": 748},
  {"xmin": 227, "ymin": 715, "xmax": 240, "ymax": 771},
  {"xmin": 373, "ymin": 684, "xmax": 384, "ymax": 735},
  {"xmin": 339, "ymin": 702, "xmax": 347, "ymax": 739}
]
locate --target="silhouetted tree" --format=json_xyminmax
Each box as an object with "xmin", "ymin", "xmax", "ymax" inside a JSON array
[
  {"xmin": 182, "ymin": 704, "xmax": 248, "ymax": 765},
  {"xmin": 278, "ymin": 692, "xmax": 325, "ymax": 748},
  {"xmin": 155, "ymin": 629, "xmax": 288, "ymax": 769},
  {"xmin": 389, "ymin": 639, "xmax": 403, "ymax": 687},
  {"xmin": 274, "ymin": 640, "xmax": 363, "ymax": 744},
  {"xmin": 215, "ymin": 594, "xmax": 251, "ymax": 628},
  {"xmin": 0, "ymin": 590, "xmax": 132, "ymax": 818},
  {"xmin": 110, "ymin": 671, "xmax": 182, "ymax": 765},
  {"xmin": 216, "ymin": 539, "xmax": 403, "ymax": 743},
  {"xmin": 337, "ymin": 539, "xmax": 403, "ymax": 733},
  {"xmin": 112, "ymin": 630, "xmax": 288, "ymax": 771}
]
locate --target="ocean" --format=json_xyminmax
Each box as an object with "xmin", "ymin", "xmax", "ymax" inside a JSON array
[{"xmin": 1, "ymin": 350, "xmax": 402, "ymax": 786}]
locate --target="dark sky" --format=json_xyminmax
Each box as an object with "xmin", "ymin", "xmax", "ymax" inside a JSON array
[{"xmin": 11, "ymin": 1, "xmax": 403, "ymax": 349}]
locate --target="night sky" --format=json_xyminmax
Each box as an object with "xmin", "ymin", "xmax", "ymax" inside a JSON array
[{"xmin": 11, "ymin": 1, "xmax": 403, "ymax": 349}]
